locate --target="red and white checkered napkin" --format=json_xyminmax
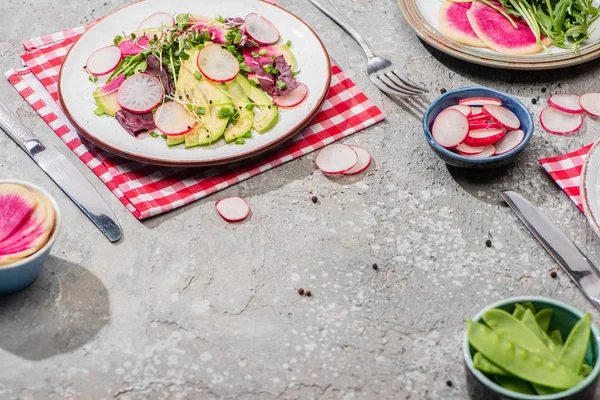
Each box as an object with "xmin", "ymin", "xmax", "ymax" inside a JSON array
[
  {"xmin": 539, "ymin": 144, "xmax": 594, "ymax": 213},
  {"xmin": 6, "ymin": 27, "xmax": 384, "ymax": 220}
]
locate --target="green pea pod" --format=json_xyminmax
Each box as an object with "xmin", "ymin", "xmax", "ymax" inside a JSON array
[
  {"xmin": 513, "ymin": 304, "xmax": 527, "ymax": 320},
  {"xmin": 521, "ymin": 302, "xmax": 537, "ymax": 314},
  {"xmin": 482, "ymin": 309, "xmax": 556, "ymax": 360},
  {"xmin": 495, "ymin": 375, "xmax": 536, "ymax": 395},
  {"xmin": 559, "ymin": 313, "xmax": 592, "ymax": 373},
  {"xmin": 581, "ymin": 364, "xmax": 594, "ymax": 377},
  {"xmin": 522, "ymin": 309, "xmax": 557, "ymax": 354},
  {"xmin": 532, "ymin": 383, "xmax": 557, "ymax": 395},
  {"xmin": 550, "ymin": 329, "xmax": 564, "ymax": 348},
  {"xmin": 473, "ymin": 352, "xmax": 509, "ymax": 376},
  {"xmin": 535, "ymin": 309, "xmax": 553, "ymax": 332},
  {"xmin": 467, "ymin": 320, "xmax": 582, "ymax": 390}
]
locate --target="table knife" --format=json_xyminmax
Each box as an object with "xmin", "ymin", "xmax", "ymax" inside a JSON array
[
  {"xmin": 0, "ymin": 100, "xmax": 121, "ymax": 243},
  {"xmin": 501, "ymin": 190, "xmax": 600, "ymax": 311}
]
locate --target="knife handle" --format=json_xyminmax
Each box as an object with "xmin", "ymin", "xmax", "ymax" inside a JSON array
[{"xmin": 0, "ymin": 100, "xmax": 45, "ymax": 156}]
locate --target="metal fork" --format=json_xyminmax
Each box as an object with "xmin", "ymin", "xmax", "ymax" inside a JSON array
[{"xmin": 307, "ymin": 0, "xmax": 428, "ymax": 97}]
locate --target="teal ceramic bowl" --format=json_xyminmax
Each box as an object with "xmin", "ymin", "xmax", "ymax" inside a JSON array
[
  {"xmin": 463, "ymin": 297, "xmax": 600, "ymax": 400},
  {"xmin": 0, "ymin": 180, "xmax": 61, "ymax": 293}
]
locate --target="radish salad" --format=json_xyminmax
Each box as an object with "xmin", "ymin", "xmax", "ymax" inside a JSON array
[{"xmin": 87, "ymin": 12, "xmax": 308, "ymax": 148}]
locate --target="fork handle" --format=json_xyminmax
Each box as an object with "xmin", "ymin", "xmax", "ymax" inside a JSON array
[{"xmin": 307, "ymin": 0, "xmax": 376, "ymax": 59}]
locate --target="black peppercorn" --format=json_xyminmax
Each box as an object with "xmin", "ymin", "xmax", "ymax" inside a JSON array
[
  {"xmin": 440, "ymin": 88, "xmax": 447, "ymax": 94},
  {"xmin": 372, "ymin": 263, "xmax": 378, "ymax": 270},
  {"xmin": 485, "ymin": 239, "xmax": 492, "ymax": 248},
  {"xmin": 297, "ymin": 288, "xmax": 304, "ymax": 295},
  {"xmin": 305, "ymin": 290, "xmax": 312, "ymax": 297},
  {"xmin": 541, "ymin": 87, "xmax": 547, "ymax": 93},
  {"xmin": 311, "ymin": 195, "xmax": 318, "ymax": 204},
  {"xmin": 532, "ymin": 98, "xmax": 537, "ymax": 104},
  {"xmin": 551, "ymin": 271, "xmax": 557, "ymax": 279},
  {"xmin": 446, "ymin": 380, "xmax": 453, "ymax": 387}
]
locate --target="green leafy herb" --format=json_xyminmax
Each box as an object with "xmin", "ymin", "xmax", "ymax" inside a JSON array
[
  {"xmin": 292, "ymin": 70, "xmax": 301, "ymax": 78},
  {"xmin": 271, "ymin": 68, "xmax": 280, "ymax": 75},
  {"xmin": 149, "ymin": 131, "xmax": 160, "ymax": 138},
  {"xmin": 285, "ymin": 40, "xmax": 292, "ymax": 48},
  {"xmin": 251, "ymin": 52, "xmax": 260, "ymax": 59},
  {"xmin": 88, "ymin": 75, "xmax": 98, "ymax": 83},
  {"xmin": 276, "ymin": 80, "xmax": 287, "ymax": 90},
  {"xmin": 249, "ymin": 79, "xmax": 259, "ymax": 87},
  {"xmin": 194, "ymin": 71, "xmax": 203, "ymax": 80},
  {"xmin": 216, "ymin": 16, "xmax": 225, "ymax": 23},
  {"xmin": 195, "ymin": 106, "xmax": 206, "ymax": 115},
  {"xmin": 244, "ymin": 131, "xmax": 252, "ymax": 138},
  {"xmin": 240, "ymin": 62, "xmax": 253, "ymax": 73},
  {"xmin": 113, "ymin": 35, "xmax": 124, "ymax": 46},
  {"xmin": 235, "ymin": 138, "xmax": 246, "ymax": 145},
  {"xmin": 176, "ymin": 13, "xmax": 191, "ymax": 29},
  {"xmin": 263, "ymin": 64, "xmax": 273, "ymax": 73},
  {"xmin": 218, "ymin": 106, "xmax": 236, "ymax": 119},
  {"xmin": 258, "ymin": 49, "xmax": 268, "ymax": 56},
  {"xmin": 245, "ymin": 103, "xmax": 256, "ymax": 111},
  {"xmin": 94, "ymin": 107, "xmax": 105, "ymax": 116},
  {"xmin": 161, "ymin": 134, "xmax": 168, "ymax": 139}
]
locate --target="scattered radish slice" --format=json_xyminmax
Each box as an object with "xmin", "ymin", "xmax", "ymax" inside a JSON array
[
  {"xmin": 137, "ymin": 12, "xmax": 175, "ymax": 31},
  {"xmin": 154, "ymin": 102, "xmax": 197, "ymax": 135},
  {"xmin": 580, "ymin": 93, "xmax": 600, "ymax": 117},
  {"xmin": 495, "ymin": 130, "xmax": 525, "ymax": 155},
  {"xmin": 448, "ymin": 105, "xmax": 472, "ymax": 117},
  {"xmin": 86, "ymin": 46, "xmax": 122, "ymax": 76},
  {"xmin": 540, "ymin": 107, "xmax": 583, "ymax": 135},
  {"xmin": 315, "ymin": 144, "xmax": 358, "ymax": 174},
  {"xmin": 117, "ymin": 73, "xmax": 164, "ymax": 114},
  {"xmin": 343, "ymin": 146, "xmax": 371, "ymax": 175},
  {"xmin": 469, "ymin": 122, "xmax": 501, "ymax": 130},
  {"xmin": 483, "ymin": 105, "xmax": 520, "ymax": 130},
  {"xmin": 431, "ymin": 109, "xmax": 469, "ymax": 148},
  {"xmin": 245, "ymin": 13, "xmax": 281, "ymax": 45},
  {"xmin": 459, "ymin": 98, "xmax": 502, "ymax": 106},
  {"xmin": 548, "ymin": 94, "xmax": 583, "ymax": 114},
  {"xmin": 464, "ymin": 128, "xmax": 506, "ymax": 147},
  {"xmin": 197, "ymin": 44, "xmax": 240, "ymax": 82},
  {"xmin": 215, "ymin": 197, "xmax": 250, "ymax": 222},
  {"xmin": 274, "ymin": 83, "xmax": 308, "ymax": 108},
  {"xmin": 456, "ymin": 143, "xmax": 485, "ymax": 155},
  {"xmin": 464, "ymin": 145, "xmax": 496, "ymax": 158}
]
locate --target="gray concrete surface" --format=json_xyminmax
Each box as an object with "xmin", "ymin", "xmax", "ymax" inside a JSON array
[{"xmin": 1, "ymin": 0, "xmax": 600, "ymax": 399}]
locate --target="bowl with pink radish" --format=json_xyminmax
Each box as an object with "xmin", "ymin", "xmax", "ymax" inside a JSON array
[{"xmin": 423, "ymin": 87, "xmax": 533, "ymax": 169}]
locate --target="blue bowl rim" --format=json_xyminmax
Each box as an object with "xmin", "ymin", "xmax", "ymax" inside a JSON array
[
  {"xmin": 462, "ymin": 296, "xmax": 600, "ymax": 399},
  {"xmin": 422, "ymin": 87, "xmax": 534, "ymax": 164}
]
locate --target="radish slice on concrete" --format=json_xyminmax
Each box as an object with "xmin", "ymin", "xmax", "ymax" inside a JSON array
[
  {"xmin": 459, "ymin": 97, "xmax": 502, "ymax": 106},
  {"xmin": 431, "ymin": 109, "xmax": 469, "ymax": 148},
  {"xmin": 483, "ymin": 105, "xmax": 520, "ymax": 130},
  {"xmin": 469, "ymin": 122, "xmax": 501, "ymax": 130},
  {"xmin": 138, "ymin": 12, "xmax": 174, "ymax": 30},
  {"xmin": 540, "ymin": 107, "xmax": 583, "ymax": 135},
  {"xmin": 274, "ymin": 83, "xmax": 308, "ymax": 108},
  {"xmin": 197, "ymin": 44, "xmax": 240, "ymax": 83},
  {"xmin": 580, "ymin": 93, "xmax": 600, "ymax": 117},
  {"xmin": 456, "ymin": 143, "xmax": 485, "ymax": 155},
  {"xmin": 86, "ymin": 46, "xmax": 122, "ymax": 76},
  {"xmin": 117, "ymin": 73, "xmax": 164, "ymax": 114},
  {"xmin": 215, "ymin": 197, "xmax": 250, "ymax": 222},
  {"xmin": 548, "ymin": 94, "xmax": 582, "ymax": 114},
  {"xmin": 464, "ymin": 128, "xmax": 506, "ymax": 146},
  {"xmin": 316, "ymin": 144, "xmax": 358, "ymax": 174},
  {"xmin": 465, "ymin": 145, "xmax": 496, "ymax": 158},
  {"xmin": 343, "ymin": 146, "xmax": 371, "ymax": 175},
  {"xmin": 448, "ymin": 105, "xmax": 472, "ymax": 117},
  {"xmin": 245, "ymin": 13, "xmax": 280, "ymax": 45},
  {"xmin": 495, "ymin": 130, "xmax": 525, "ymax": 155},
  {"xmin": 154, "ymin": 102, "xmax": 196, "ymax": 135}
]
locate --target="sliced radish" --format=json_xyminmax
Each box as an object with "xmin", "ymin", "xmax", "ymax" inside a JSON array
[
  {"xmin": 117, "ymin": 73, "xmax": 164, "ymax": 114},
  {"xmin": 483, "ymin": 105, "xmax": 520, "ymax": 130},
  {"xmin": 343, "ymin": 146, "xmax": 371, "ymax": 175},
  {"xmin": 86, "ymin": 46, "xmax": 122, "ymax": 76},
  {"xmin": 464, "ymin": 145, "xmax": 496, "ymax": 158},
  {"xmin": 431, "ymin": 109, "xmax": 469, "ymax": 148},
  {"xmin": 459, "ymin": 97, "xmax": 502, "ymax": 106},
  {"xmin": 197, "ymin": 44, "xmax": 240, "ymax": 83},
  {"xmin": 154, "ymin": 102, "xmax": 196, "ymax": 135},
  {"xmin": 548, "ymin": 94, "xmax": 583, "ymax": 114},
  {"xmin": 315, "ymin": 144, "xmax": 358, "ymax": 174},
  {"xmin": 215, "ymin": 197, "xmax": 250, "ymax": 222},
  {"xmin": 448, "ymin": 105, "xmax": 472, "ymax": 117},
  {"xmin": 540, "ymin": 107, "xmax": 583, "ymax": 135},
  {"xmin": 456, "ymin": 143, "xmax": 485, "ymax": 155},
  {"xmin": 495, "ymin": 130, "xmax": 525, "ymax": 155},
  {"xmin": 245, "ymin": 13, "xmax": 280, "ymax": 45},
  {"xmin": 580, "ymin": 93, "xmax": 600, "ymax": 117},
  {"xmin": 464, "ymin": 128, "xmax": 506, "ymax": 146},
  {"xmin": 470, "ymin": 107, "xmax": 483, "ymax": 115},
  {"xmin": 469, "ymin": 122, "xmax": 501, "ymax": 130},
  {"xmin": 274, "ymin": 83, "xmax": 308, "ymax": 108},
  {"xmin": 137, "ymin": 12, "xmax": 175, "ymax": 30},
  {"xmin": 468, "ymin": 114, "xmax": 487, "ymax": 122}
]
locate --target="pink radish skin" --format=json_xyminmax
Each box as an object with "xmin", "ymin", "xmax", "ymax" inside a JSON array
[
  {"xmin": 456, "ymin": 143, "xmax": 485, "ymax": 155},
  {"xmin": 316, "ymin": 144, "xmax": 358, "ymax": 174},
  {"xmin": 464, "ymin": 145, "xmax": 496, "ymax": 158},
  {"xmin": 343, "ymin": 146, "xmax": 371, "ymax": 175},
  {"xmin": 448, "ymin": 105, "xmax": 472, "ymax": 117},
  {"xmin": 438, "ymin": 1, "xmax": 486, "ymax": 48},
  {"xmin": 579, "ymin": 93, "xmax": 600, "ymax": 117},
  {"xmin": 154, "ymin": 102, "xmax": 196, "ymax": 135},
  {"xmin": 86, "ymin": 46, "xmax": 122, "ymax": 76},
  {"xmin": 197, "ymin": 45, "xmax": 240, "ymax": 83},
  {"xmin": 464, "ymin": 128, "xmax": 506, "ymax": 147},
  {"xmin": 431, "ymin": 109, "xmax": 469, "ymax": 148},
  {"xmin": 245, "ymin": 13, "xmax": 281, "ymax": 45},
  {"xmin": 548, "ymin": 94, "xmax": 583, "ymax": 114},
  {"xmin": 469, "ymin": 122, "xmax": 501, "ymax": 130},
  {"xmin": 215, "ymin": 197, "xmax": 250, "ymax": 223},
  {"xmin": 137, "ymin": 12, "xmax": 175, "ymax": 30},
  {"xmin": 540, "ymin": 107, "xmax": 583, "ymax": 135},
  {"xmin": 483, "ymin": 105, "xmax": 520, "ymax": 130},
  {"xmin": 470, "ymin": 107, "xmax": 483, "ymax": 115},
  {"xmin": 117, "ymin": 73, "xmax": 164, "ymax": 114},
  {"xmin": 495, "ymin": 129, "xmax": 525, "ymax": 155},
  {"xmin": 459, "ymin": 97, "xmax": 502, "ymax": 106},
  {"xmin": 274, "ymin": 83, "xmax": 308, "ymax": 108}
]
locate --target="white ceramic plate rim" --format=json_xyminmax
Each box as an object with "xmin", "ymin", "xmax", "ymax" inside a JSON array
[{"xmin": 581, "ymin": 138, "xmax": 600, "ymax": 237}]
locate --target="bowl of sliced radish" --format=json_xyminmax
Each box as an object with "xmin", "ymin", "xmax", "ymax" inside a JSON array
[{"xmin": 423, "ymin": 87, "xmax": 533, "ymax": 169}]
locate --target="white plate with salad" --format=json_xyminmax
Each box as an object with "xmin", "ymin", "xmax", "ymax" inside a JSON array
[
  {"xmin": 59, "ymin": 0, "xmax": 331, "ymax": 167},
  {"xmin": 398, "ymin": 0, "xmax": 600, "ymax": 70}
]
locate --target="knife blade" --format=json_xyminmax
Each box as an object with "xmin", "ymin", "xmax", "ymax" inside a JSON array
[
  {"xmin": 501, "ymin": 190, "xmax": 600, "ymax": 311},
  {"xmin": 0, "ymin": 100, "xmax": 121, "ymax": 243}
]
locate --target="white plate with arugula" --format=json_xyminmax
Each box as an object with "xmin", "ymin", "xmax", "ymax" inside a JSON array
[{"xmin": 59, "ymin": 0, "xmax": 331, "ymax": 167}]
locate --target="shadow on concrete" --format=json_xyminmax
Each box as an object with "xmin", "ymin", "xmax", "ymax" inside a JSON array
[
  {"xmin": 0, "ymin": 257, "xmax": 110, "ymax": 361},
  {"xmin": 446, "ymin": 164, "xmax": 514, "ymax": 207}
]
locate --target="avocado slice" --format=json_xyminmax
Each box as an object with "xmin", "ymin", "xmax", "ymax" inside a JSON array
[
  {"xmin": 93, "ymin": 90, "xmax": 121, "ymax": 117},
  {"xmin": 224, "ymin": 80, "xmax": 254, "ymax": 143},
  {"xmin": 236, "ymin": 75, "xmax": 279, "ymax": 134},
  {"xmin": 166, "ymin": 135, "xmax": 185, "ymax": 146}
]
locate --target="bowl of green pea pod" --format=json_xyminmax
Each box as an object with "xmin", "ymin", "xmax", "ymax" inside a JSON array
[{"xmin": 463, "ymin": 297, "xmax": 600, "ymax": 400}]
